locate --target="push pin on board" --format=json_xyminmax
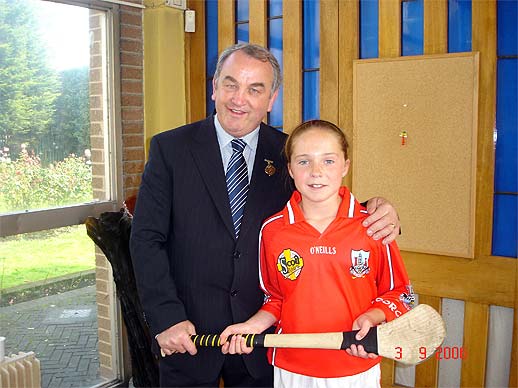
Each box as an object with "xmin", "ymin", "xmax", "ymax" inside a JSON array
[{"xmin": 399, "ymin": 130, "xmax": 408, "ymax": 146}]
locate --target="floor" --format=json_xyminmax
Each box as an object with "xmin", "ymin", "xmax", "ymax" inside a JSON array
[{"xmin": 0, "ymin": 285, "xmax": 108, "ymax": 388}]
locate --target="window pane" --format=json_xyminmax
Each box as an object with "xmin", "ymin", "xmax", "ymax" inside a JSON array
[
  {"xmin": 236, "ymin": 22, "xmax": 249, "ymax": 44},
  {"xmin": 360, "ymin": 0, "xmax": 379, "ymax": 59},
  {"xmin": 497, "ymin": 0, "xmax": 518, "ymax": 56},
  {"xmin": 205, "ymin": 0, "xmax": 219, "ymax": 76},
  {"xmin": 303, "ymin": 71, "xmax": 320, "ymax": 121},
  {"xmin": 205, "ymin": 0, "xmax": 218, "ymax": 117},
  {"xmin": 448, "ymin": 0, "xmax": 472, "ymax": 52},
  {"xmin": 303, "ymin": 0, "xmax": 319, "ymax": 122},
  {"xmin": 495, "ymin": 59, "xmax": 518, "ymax": 193},
  {"xmin": 492, "ymin": 193, "xmax": 518, "ymax": 257},
  {"xmin": 206, "ymin": 79, "xmax": 215, "ymax": 116},
  {"xmin": 0, "ymin": 1, "xmax": 121, "ymax": 387},
  {"xmin": 236, "ymin": 0, "xmax": 249, "ymax": 23},
  {"xmin": 269, "ymin": 85, "xmax": 283, "ymax": 129},
  {"xmin": 303, "ymin": 0, "xmax": 320, "ymax": 69},
  {"xmin": 268, "ymin": 17, "xmax": 283, "ymax": 129},
  {"xmin": 269, "ymin": 18, "xmax": 283, "ymax": 64},
  {"xmin": 0, "ymin": 225, "xmax": 94, "ymax": 290},
  {"xmin": 401, "ymin": 0, "xmax": 424, "ymax": 56},
  {"xmin": 0, "ymin": 0, "xmax": 113, "ymax": 215},
  {"xmin": 269, "ymin": 0, "xmax": 282, "ymax": 18},
  {"xmin": 0, "ymin": 225, "xmax": 108, "ymax": 387}
]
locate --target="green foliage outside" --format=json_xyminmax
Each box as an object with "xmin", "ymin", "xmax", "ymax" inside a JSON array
[
  {"xmin": 0, "ymin": 148, "xmax": 93, "ymax": 213},
  {"xmin": 0, "ymin": 0, "xmax": 90, "ymax": 163},
  {"xmin": 0, "ymin": 225, "xmax": 96, "ymax": 290},
  {"xmin": 50, "ymin": 68, "xmax": 91, "ymax": 158},
  {"xmin": 0, "ymin": 0, "xmax": 60, "ymax": 156}
]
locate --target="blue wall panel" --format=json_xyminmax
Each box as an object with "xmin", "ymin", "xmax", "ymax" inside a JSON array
[
  {"xmin": 448, "ymin": 0, "xmax": 471, "ymax": 52},
  {"xmin": 492, "ymin": 194, "xmax": 518, "ymax": 258},
  {"xmin": 402, "ymin": 0, "xmax": 424, "ymax": 56},
  {"xmin": 497, "ymin": 0, "xmax": 518, "ymax": 56},
  {"xmin": 495, "ymin": 59, "xmax": 518, "ymax": 193},
  {"xmin": 206, "ymin": 79, "xmax": 215, "ymax": 116},
  {"xmin": 360, "ymin": 0, "xmax": 379, "ymax": 59},
  {"xmin": 205, "ymin": 0, "xmax": 218, "ymax": 116}
]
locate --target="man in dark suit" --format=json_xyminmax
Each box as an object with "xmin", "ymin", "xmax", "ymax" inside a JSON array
[{"xmin": 130, "ymin": 43, "xmax": 400, "ymax": 387}]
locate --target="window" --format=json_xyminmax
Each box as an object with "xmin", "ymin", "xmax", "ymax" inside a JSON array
[
  {"xmin": 302, "ymin": 0, "xmax": 320, "ymax": 121},
  {"xmin": 492, "ymin": 0, "xmax": 517, "ymax": 258},
  {"xmin": 205, "ymin": 0, "xmax": 218, "ymax": 117},
  {"xmin": 267, "ymin": 0, "xmax": 283, "ymax": 131},
  {"xmin": 0, "ymin": 0, "xmax": 123, "ymax": 386},
  {"xmin": 0, "ymin": 0, "xmax": 120, "ymax": 233},
  {"xmin": 235, "ymin": 0, "xmax": 249, "ymax": 44}
]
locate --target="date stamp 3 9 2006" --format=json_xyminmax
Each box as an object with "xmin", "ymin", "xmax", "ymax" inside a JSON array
[{"xmin": 394, "ymin": 346, "xmax": 467, "ymax": 361}]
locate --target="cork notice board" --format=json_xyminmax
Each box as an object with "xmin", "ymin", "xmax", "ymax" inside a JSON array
[{"xmin": 352, "ymin": 53, "xmax": 479, "ymax": 258}]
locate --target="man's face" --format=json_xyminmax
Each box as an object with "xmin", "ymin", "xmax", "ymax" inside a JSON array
[{"xmin": 212, "ymin": 50, "xmax": 279, "ymax": 138}]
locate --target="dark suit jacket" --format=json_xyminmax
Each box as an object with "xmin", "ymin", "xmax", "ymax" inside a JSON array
[{"xmin": 130, "ymin": 117, "xmax": 293, "ymax": 381}]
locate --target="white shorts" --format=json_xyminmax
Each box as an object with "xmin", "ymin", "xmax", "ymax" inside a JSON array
[{"xmin": 273, "ymin": 363, "xmax": 381, "ymax": 388}]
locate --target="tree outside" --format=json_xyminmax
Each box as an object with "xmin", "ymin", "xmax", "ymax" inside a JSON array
[
  {"xmin": 0, "ymin": 0, "xmax": 92, "ymax": 213},
  {"xmin": 0, "ymin": 0, "xmax": 95, "ymax": 291}
]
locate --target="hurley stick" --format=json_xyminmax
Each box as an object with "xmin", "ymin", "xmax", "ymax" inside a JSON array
[{"xmin": 162, "ymin": 304, "xmax": 446, "ymax": 365}]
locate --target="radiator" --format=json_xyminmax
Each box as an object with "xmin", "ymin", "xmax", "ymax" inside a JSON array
[{"xmin": 0, "ymin": 352, "xmax": 41, "ymax": 388}]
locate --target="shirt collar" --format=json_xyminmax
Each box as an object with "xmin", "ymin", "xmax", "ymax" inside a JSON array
[{"xmin": 214, "ymin": 114, "xmax": 260, "ymax": 149}]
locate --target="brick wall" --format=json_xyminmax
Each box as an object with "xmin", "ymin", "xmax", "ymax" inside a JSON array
[
  {"xmin": 120, "ymin": 3, "xmax": 145, "ymax": 202},
  {"xmin": 89, "ymin": 1, "xmax": 144, "ymax": 380}
]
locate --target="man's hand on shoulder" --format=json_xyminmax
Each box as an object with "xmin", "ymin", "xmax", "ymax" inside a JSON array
[
  {"xmin": 362, "ymin": 197, "xmax": 400, "ymax": 245},
  {"xmin": 157, "ymin": 320, "xmax": 197, "ymax": 356}
]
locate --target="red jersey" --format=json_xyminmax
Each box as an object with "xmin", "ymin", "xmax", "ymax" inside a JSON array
[{"xmin": 258, "ymin": 187, "xmax": 414, "ymax": 378}]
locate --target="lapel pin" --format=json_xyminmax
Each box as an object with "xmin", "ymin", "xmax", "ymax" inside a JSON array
[{"xmin": 264, "ymin": 159, "xmax": 276, "ymax": 176}]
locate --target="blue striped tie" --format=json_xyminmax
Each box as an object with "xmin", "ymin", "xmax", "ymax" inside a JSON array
[{"xmin": 226, "ymin": 139, "xmax": 249, "ymax": 238}]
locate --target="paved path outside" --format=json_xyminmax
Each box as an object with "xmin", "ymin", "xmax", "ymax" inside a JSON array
[{"xmin": 0, "ymin": 285, "xmax": 108, "ymax": 388}]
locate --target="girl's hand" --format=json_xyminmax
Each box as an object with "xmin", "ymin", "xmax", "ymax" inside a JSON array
[
  {"xmin": 345, "ymin": 309, "xmax": 385, "ymax": 359},
  {"xmin": 220, "ymin": 323, "xmax": 256, "ymax": 355},
  {"xmin": 219, "ymin": 311, "xmax": 276, "ymax": 355}
]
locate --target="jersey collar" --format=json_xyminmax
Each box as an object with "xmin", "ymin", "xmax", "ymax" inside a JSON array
[{"xmin": 284, "ymin": 186, "xmax": 359, "ymax": 225}]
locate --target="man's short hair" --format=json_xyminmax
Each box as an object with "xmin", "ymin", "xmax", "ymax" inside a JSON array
[{"xmin": 213, "ymin": 43, "xmax": 282, "ymax": 95}]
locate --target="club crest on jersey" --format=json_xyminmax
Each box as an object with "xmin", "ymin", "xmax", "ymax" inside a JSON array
[
  {"xmin": 400, "ymin": 284, "xmax": 416, "ymax": 310},
  {"xmin": 350, "ymin": 249, "xmax": 370, "ymax": 278},
  {"xmin": 277, "ymin": 249, "xmax": 304, "ymax": 280}
]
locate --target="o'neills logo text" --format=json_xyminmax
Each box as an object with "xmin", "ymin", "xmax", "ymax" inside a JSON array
[{"xmin": 309, "ymin": 246, "xmax": 337, "ymax": 255}]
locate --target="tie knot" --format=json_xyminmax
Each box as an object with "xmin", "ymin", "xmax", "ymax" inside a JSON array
[{"xmin": 231, "ymin": 139, "xmax": 246, "ymax": 153}]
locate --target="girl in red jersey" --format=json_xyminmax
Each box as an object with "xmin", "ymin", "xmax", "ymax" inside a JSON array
[{"xmin": 220, "ymin": 120, "xmax": 414, "ymax": 388}]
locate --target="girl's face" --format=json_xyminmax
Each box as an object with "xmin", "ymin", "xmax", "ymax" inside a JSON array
[{"xmin": 288, "ymin": 128, "xmax": 350, "ymax": 207}]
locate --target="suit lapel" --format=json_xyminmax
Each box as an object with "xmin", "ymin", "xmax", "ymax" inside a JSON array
[
  {"xmin": 189, "ymin": 118, "xmax": 236, "ymax": 239},
  {"xmin": 239, "ymin": 124, "xmax": 284, "ymax": 240}
]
